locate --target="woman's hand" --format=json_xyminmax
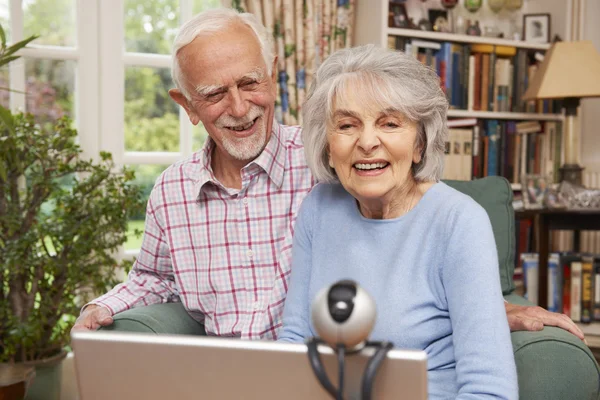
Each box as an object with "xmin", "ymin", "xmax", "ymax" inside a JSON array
[{"xmin": 505, "ymin": 302, "xmax": 586, "ymax": 342}]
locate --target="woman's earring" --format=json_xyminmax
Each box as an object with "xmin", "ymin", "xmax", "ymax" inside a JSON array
[{"xmin": 328, "ymin": 154, "xmax": 334, "ymax": 168}]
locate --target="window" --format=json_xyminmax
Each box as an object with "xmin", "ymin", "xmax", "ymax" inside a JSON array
[{"xmin": 2, "ymin": 0, "xmax": 225, "ymax": 258}]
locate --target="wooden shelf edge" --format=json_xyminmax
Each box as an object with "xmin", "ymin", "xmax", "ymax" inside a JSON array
[
  {"xmin": 386, "ymin": 27, "xmax": 551, "ymax": 50},
  {"xmin": 447, "ymin": 110, "xmax": 564, "ymax": 121}
]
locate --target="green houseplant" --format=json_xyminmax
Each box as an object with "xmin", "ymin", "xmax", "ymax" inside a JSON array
[{"xmin": 0, "ymin": 25, "xmax": 144, "ymax": 399}]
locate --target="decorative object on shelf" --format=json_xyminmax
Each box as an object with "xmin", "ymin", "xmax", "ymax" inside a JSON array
[
  {"xmin": 483, "ymin": 25, "xmax": 503, "ymax": 38},
  {"xmin": 466, "ymin": 20, "xmax": 482, "ymax": 36},
  {"xmin": 523, "ymin": 13, "xmax": 551, "ymax": 43},
  {"xmin": 558, "ymin": 181, "xmax": 600, "ymax": 210},
  {"xmin": 464, "ymin": 0, "xmax": 482, "ymax": 13},
  {"xmin": 487, "ymin": 0, "xmax": 506, "ymax": 13},
  {"xmin": 505, "ymin": 0, "xmax": 523, "ymax": 11},
  {"xmin": 418, "ymin": 17, "xmax": 433, "ymax": 31},
  {"xmin": 544, "ymin": 187, "xmax": 567, "ymax": 209},
  {"xmin": 523, "ymin": 41, "xmax": 600, "ymax": 186},
  {"xmin": 441, "ymin": 0, "xmax": 458, "ymax": 9},
  {"xmin": 389, "ymin": 2, "xmax": 410, "ymax": 28},
  {"xmin": 522, "ymin": 174, "xmax": 550, "ymax": 209},
  {"xmin": 454, "ymin": 14, "xmax": 466, "ymax": 34},
  {"xmin": 428, "ymin": 9, "xmax": 451, "ymax": 32}
]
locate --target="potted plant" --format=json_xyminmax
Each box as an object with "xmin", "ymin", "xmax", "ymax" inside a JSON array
[{"xmin": 0, "ymin": 26, "xmax": 144, "ymax": 400}]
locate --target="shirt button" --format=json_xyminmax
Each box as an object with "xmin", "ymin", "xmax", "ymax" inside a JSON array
[
  {"xmin": 242, "ymin": 198, "xmax": 248, "ymax": 205},
  {"xmin": 253, "ymin": 301, "xmax": 260, "ymax": 311},
  {"xmin": 247, "ymin": 249, "xmax": 254, "ymax": 259}
]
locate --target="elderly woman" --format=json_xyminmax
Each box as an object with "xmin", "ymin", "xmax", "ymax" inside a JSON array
[{"xmin": 278, "ymin": 45, "xmax": 518, "ymax": 399}]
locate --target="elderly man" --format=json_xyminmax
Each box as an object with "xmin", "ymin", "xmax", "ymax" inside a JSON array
[{"xmin": 72, "ymin": 8, "xmax": 584, "ymax": 342}]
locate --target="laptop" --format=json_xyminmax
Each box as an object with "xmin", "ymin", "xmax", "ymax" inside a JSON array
[{"xmin": 71, "ymin": 331, "xmax": 427, "ymax": 400}]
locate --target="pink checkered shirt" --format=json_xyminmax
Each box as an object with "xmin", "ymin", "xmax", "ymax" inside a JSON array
[{"xmin": 92, "ymin": 122, "xmax": 314, "ymax": 339}]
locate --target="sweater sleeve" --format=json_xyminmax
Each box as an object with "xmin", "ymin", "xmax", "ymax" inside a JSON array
[
  {"xmin": 277, "ymin": 192, "xmax": 316, "ymax": 343},
  {"xmin": 443, "ymin": 202, "xmax": 518, "ymax": 400}
]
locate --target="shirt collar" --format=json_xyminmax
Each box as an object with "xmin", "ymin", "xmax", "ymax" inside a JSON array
[{"xmin": 185, "ymin": 119, "xmax": 287, "ymax": 194}]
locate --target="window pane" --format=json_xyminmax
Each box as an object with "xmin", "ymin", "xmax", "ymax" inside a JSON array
[
  {"xmin": 192, "ymin": 123, "xmax": 209, "ymax": 152},
  {"xmin": 23, "ymin": 0, "xmax": 76, "ymax": 47},
  {"xmin": 25, "ymin": 58, "xmax": 75, "ymax": 127},
  {"xmin": 125, "ymin": 66, "xmax": 179, "ymax": 152},
  {"xmin": 0, "ymin": 0, "xmax": 9, "ymax": 42},
  {"xmin": 125, "ymin": 164, "xmax": 170, "ymax": 251},
  {"xmin": 125, "ymin": 0, "xmax": 179, "ymax": 55},
  {"xmin": 193, "ymin": 0, "xmax": 222, "ymax": 14}
]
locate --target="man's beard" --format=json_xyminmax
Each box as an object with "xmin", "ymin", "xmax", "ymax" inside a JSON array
[{"xmin": 216, "ymin": 105, "xmax": 268, "ymax": 161}]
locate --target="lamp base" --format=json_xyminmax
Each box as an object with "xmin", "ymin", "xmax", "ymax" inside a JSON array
[{"xmin": 559, "ymin": 164, "xmax": 585, "ymax": 186}]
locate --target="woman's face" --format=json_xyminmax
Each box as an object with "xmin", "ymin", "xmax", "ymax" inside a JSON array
[{"xmin": 327, "ymin": 89, "xmax": 422, "ymax": 205}]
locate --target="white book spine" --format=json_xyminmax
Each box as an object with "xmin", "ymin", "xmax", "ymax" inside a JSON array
[{"xmin": 571, "ymin": 261, "xmax": 583, "ymax": 322}]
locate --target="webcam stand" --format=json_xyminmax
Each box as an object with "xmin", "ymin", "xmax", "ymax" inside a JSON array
[{"xmin": 306, "ymin": 337, "xmax": 394, "ymax": 400}]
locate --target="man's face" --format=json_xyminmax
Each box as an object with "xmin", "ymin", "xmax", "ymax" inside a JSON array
[{"xmin": 170, "ymin": 23, "xmax": 277, "ymax": 163}]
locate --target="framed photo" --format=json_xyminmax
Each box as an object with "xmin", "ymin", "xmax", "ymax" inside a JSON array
[
  {"xmin": 428, "ymin": 9, "xmax": 450, "ymax": 33},
  {"xmin": 523, "ymin": 13, "xmax": 551, "ymax": 43},
  {"xmin": 389, "ymin": 2, "xmax": 409, "ymax": 28},
  {"xmin": 522, "ymin": 174, "xmax": 550, "ymax": 209}
]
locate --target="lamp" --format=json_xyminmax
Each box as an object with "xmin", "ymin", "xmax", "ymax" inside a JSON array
[{"xmin": 522, "ymin": 41, "xmax": 600, "ymax": 185}]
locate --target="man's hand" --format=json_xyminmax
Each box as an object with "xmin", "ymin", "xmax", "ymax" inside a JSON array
[
  {"xmin": 71, "ymin": 305, "xmax": 114, "ymax": 333},
  {"xmin": 505, "ymin": 302, "xmax": 585, "ymax": 342}
]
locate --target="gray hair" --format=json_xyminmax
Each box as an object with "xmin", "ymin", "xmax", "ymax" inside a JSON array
[
  {"xmin": 302, "ymin": 44, "xmax": 448, "ymax": 183},
  {"xmin": 172, "ymin": 8, "xmax": 274, "ymax": 99}
]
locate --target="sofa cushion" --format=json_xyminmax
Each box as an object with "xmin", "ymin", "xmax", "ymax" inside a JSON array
[{"xmin": 443, "ymin": 177, "xmax": 515, "ymax": 295}]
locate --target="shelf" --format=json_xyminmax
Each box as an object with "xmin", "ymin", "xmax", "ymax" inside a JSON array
[
  {"xmin": 577, "ymin": 322, "xmax": 600, "ymax": 348},
  {"xmin": 447, "ymin": 110, "xmax": 563, "ymax": 121},
  {"xmin": 386, "ymin": 28, "xmax": 552, "ymax": 51},
  {"xmin": 511, "ymin": 183, "xmax": 522, "ymax": 191}
]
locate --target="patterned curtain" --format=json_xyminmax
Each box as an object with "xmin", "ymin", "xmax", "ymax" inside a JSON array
[{"xmin": 232, "ymin": 0, "xmax": 355, "ymax": 126}]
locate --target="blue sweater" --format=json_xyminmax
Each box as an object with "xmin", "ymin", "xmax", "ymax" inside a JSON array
[{"xmin": 278, "ymin": 182, "xmax": 518, "ymax": 399}]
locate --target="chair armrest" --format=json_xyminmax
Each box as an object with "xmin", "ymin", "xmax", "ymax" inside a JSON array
[
  {"xmin": 505, "ymin": 293, "xmax": 600, "ymax": 400},
  {"xmin": 99, "ymin": 303, "xmax": 206, "ymax": 336}
]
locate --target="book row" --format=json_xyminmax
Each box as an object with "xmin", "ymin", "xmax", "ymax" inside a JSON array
[
  {"xmin": 388, "ymin": 37, "xmax": 562, "ymax": 114},
  {"xmin": 519, "ymin": 252, "xmax": 600, "ymax": 323},
  {"xmin": 442, "ymin": 119, "xmax": 562, "ymax": 183}
]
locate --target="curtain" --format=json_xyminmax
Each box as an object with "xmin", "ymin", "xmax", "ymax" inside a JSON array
[{"xmin": 232, "ymin": 0, "xmax": 355, "ymax": 125}]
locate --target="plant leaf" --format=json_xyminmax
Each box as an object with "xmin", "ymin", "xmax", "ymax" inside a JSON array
[
  {"xmin": 3, "ymin": 35, "xmax": 39, "ymax": 58},
  {"xmin": 0, "ymin": 24, "xmax": 6, "ymax": 49},
  {"xmin": 0, "ymin": 105, "xmax": 14, "ymax": 131},
  {"xmin": 0, "ymin": 55, "xmax": 20, "ymax": 68}
]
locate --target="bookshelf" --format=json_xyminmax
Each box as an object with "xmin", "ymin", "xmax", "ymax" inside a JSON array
[
  {"xmin": 354, "ymin": 0, "xmax": 563, "ymax": 122},
  {"xmin": 447, "ymin": 109, "xmax": 563, "ymax": 121},
  {"xmin": 386, "ymin": 27, "xmax": 551, "ymax": 51}
]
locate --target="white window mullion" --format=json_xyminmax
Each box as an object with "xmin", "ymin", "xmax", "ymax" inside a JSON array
[
  {"xmin": 9, "ymin": 0, "xmax": 24, "ymax": 112},
  {"xmin": 179, "ymin": 0, "xmax": 194, "ymax": 157},
  {"xmin": 76, "ymin": 0, "xmax": 100, "ymax": 161},
  {"xmin": 99, "ymin": 0, "xmax": 125, "ymax": 163},
  {"xmin": 123, "ymin": 52, "xmax": 170, "ymax": 68}
]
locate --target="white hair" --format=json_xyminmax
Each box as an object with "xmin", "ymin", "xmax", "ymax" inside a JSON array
[
  {"xmin": 302, "ymin": 44, "xmax": 448, "ymax": 183},
  {"xmin": 171, "ymin": 8, "xmax": 274, "ymax": 99}
]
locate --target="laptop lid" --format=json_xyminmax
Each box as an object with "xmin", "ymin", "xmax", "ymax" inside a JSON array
[{"xmin": 72, "ymin": 331, "xmax": 427, "ymax": 400}]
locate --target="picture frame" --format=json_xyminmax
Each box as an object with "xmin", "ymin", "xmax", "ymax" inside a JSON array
[
  {"xmin": 428, "ymin": 9, "xmax": 450, "ymax": 33},
  {"xmin": 389, "ymin": 1, "xmax": 409, "ymax": 28},
  {"xmin": 521, "ymin": 174, "xmax": 550, "ymax": 209},
  {"xmin": 522, "ymin": 13, "xmax": 551, "ymax": 43}
]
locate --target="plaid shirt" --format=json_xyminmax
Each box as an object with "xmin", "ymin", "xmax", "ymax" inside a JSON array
[{"xmin": 92, "ymin": 122, "xmax": 314, "ymax": 339}]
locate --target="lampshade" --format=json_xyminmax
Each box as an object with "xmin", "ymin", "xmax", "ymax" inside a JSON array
[{"xmin": 522, "ymin": 41, "xmax": 600, "ymax": 100}]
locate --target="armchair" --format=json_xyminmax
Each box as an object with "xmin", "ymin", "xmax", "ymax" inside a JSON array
[{"xmin": 102, "ymin": 176, "xmax": 600, "ymax": 400}]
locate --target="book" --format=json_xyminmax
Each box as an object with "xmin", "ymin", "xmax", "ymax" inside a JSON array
[
  {"xmin": 593, "ymin": 257, "xmax": 600, "ymax": 321},
  {"xmin": 581, "ymin": 256, "xmax": 594, "ymax": 323},
  {"xmin": 571, "ymin": 260, "xmax": 583, "ymax": 322},
  {"xmin": 522, "ymin": 253, "xmax": 539, "ymax": 305},
  {"xmin": 470, "ymin": 43, "xmax": 517, "ymax": 57}
]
